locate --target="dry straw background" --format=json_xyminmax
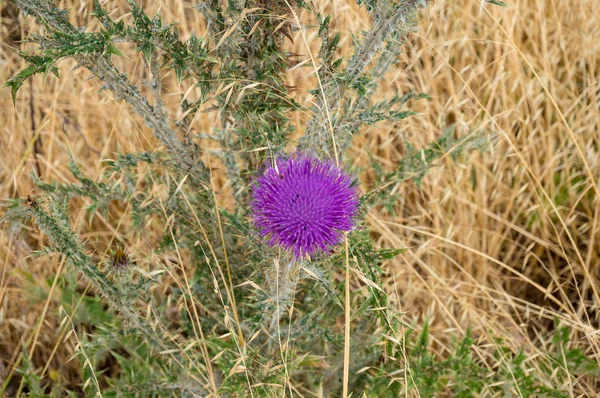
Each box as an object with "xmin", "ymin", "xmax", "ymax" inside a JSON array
[{"xmin": 1, "ymin": 0, "xmax": 599, "ymax": 394}]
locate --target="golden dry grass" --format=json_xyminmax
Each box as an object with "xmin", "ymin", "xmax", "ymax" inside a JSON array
[{"xmin": 1, "ymin": 0, "xmax": 599, "ymax": 395}]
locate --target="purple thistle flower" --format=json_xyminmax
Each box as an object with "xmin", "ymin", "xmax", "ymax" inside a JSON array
[{"xmin": 250, "ymin": 155, "xmax": 359, "ymax": 258}]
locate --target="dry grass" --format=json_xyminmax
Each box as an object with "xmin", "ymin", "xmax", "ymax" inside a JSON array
[{"xmin": 1, "ymin": 0, "xmax": 599, "ymax": 395}]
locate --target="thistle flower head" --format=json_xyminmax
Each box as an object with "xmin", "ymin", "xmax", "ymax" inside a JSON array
[
  {"xmin": 250, "ymin": 155, "xmax": 359, "ymax": 258},
  {"xmin": 110, "ymin": 247, "xmax": 131, "ymax": 271}
]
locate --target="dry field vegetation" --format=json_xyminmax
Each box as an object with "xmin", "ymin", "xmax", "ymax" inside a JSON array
[{"xmin": 1, "ymin": 0, "xmax": 599, "ymax": 396}]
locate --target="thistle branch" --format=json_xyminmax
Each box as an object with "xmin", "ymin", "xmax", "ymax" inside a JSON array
[
  {"xmin": 299, "ymin": 0, "xmax": 424, "ymax": 156},
  {"xmin": 8, "ymin": 0, "xmax": 210, "ymax": 187}
]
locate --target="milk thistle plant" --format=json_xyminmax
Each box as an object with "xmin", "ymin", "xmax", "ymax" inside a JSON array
[{"xmin": 3, "ymin": 0, "xmax": 584, "ymax": 397}]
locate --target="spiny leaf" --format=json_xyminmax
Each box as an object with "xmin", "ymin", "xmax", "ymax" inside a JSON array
[{"xmin": 3, "ymin": 57, "xmax": 58, "ymax": 103}]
